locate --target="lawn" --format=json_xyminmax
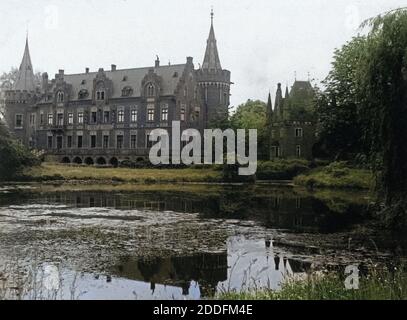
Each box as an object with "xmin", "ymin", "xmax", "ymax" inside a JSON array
[{"xmin": 22, "ymin": 162, "xmax": 222, "ymax": 184}]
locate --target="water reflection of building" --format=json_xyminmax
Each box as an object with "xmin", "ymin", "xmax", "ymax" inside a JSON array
[{"xmin": 113, "ymin": 253, "xmax": 228, "ymax": 298}]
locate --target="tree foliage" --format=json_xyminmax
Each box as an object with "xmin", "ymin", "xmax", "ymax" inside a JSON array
[
  {"xmin": 230, "ymin": 99, "xmax": 269, "ymax": 159},
  {"xmin": 0, "ymin": 122, "xmax": 39, "ymax": 181},
  {"xmin": 315, "ymin": 37, "xmax": 367, "ymax": 160},
  {"xmin": 356, "ymin": 8, "xmax": 407, "ymax": 226},
  {"xmin": 318, "ymin": 8, "xmax": 407, "ymax": 227}
]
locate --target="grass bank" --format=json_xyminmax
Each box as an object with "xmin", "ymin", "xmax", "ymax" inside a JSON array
[
  {"xmin": 218, "ymin": 268, "xmax": 407, "ymax": 300},
  {"xmin": 22, "ymin": 163, "xmax": 223, "ymax": 184},
  {"xmin": 256, "ymin": 159, "xmax": 311, "ymax": 180},
  {"xmin": 294, "ymin": 161, "xmax": 374, "ymax": 190}
]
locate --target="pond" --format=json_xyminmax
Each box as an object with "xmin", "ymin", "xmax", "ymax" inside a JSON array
[{"xmin": 0, "ymin": 183, "xmax": 403, "ymax": 300}]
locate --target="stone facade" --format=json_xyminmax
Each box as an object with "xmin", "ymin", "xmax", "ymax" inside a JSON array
[
  {"xmin": 4, "ymin": 14, "xmax": 231, "ymax": 166},
  {"xmin": 268, "ymin": 81, "xmax": 317, "ymax": 160}
]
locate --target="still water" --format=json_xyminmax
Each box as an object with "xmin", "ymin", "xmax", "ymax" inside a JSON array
[{"xmin": 0, "ymin": 183, "xmax": 397, "ymax": 299}]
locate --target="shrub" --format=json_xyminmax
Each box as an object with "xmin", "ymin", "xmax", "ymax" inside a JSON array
[{"xmin": 0, "ymin": 123, "xmax": 39, "ymax": 181}]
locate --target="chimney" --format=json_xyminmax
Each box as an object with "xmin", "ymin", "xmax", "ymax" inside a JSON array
[
  {"xmin": 155, "ymin": 56, "xmax": 160, "ymax": 68},
  {"xmin": 42, "ymin": 73, "xmax": 49, "ymax": 92},
  {"xmin": 85, "ymin": 67, "xmax": 89, "ymax": 74},
  {"xmin": 187, "ymin": 56, "xmax": 193, "ymax": 64},
  {"xmin": 59, "ymin": 69, "xmax": 64, "ymax": 75},
  {"xmin": 111, "ymin": 64, "xmax": 117, "ymax": 71}
]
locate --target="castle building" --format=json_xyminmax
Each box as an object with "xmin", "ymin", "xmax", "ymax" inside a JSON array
[
  {"xmin": 4, "ymin": 12, "xmax": 231, "ymax": 166},
  {"xmin": 268, "ymin": 80, "xmax": 317, "ymax": 160}
]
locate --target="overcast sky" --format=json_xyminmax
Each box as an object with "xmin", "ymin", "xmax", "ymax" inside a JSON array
[{"xmin": 0, "ymin": 0, "xmax": 405, "ymax": 107}]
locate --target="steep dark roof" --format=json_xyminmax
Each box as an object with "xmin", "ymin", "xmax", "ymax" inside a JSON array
[
  {"xmin": 49, "ymin": 64, "xmax": 187, "ymax": 100},
  {"xmin": 202, "ymin": 12, "xmax": 222, "ymax": 71},
  {"xmin": 14, "ymin": 37, "xmax": 36, "ymax": 91}
]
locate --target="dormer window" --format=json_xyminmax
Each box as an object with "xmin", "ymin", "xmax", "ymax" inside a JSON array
[
  {"xmin": 57, "ymin": 91, "xmax": 64, "ymax": 103},
  {"xmin": 146, "ymin": 83, "xmax": 155, "ymax": 97},
  {"xmin": 78, "ymin": 89, "xmax": 89, "ymax": 99},
  {"xmin": 121, "ymin": 86, "xmax": 133, "ymax": 97},
  {"xmin": 96, "ymin": 89, "xmax": 105, "ymax": 101}
]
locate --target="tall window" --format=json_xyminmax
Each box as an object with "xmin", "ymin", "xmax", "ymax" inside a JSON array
[
  {"xmin": 91, "ymin": 112, "xmax": 97, "ymax": 123},
  {"xmin": 30, "ymin": 114, "xmax": 35, "ymax": 126},
  {"xmin": 295, "ymin": 128, "xmax": 303, "ymax": 138},
  {"xmin": 57, "ymin": 91, "xmax": 64, "ymax": 103},
  {"xmin": 103, "ymin": 111, "xmax": 110, "ymax": 123},
  {"xmin": 180, "ymin": 107, "xmax": 185, "ymax": 121},
  {"xmin": 146, "ymin": 83, "xmax": 155, "ymax": 97},
  {"xmin": 146, "ymin": 133, "xmax": 153, "ymax": 148},
  {"xmin": 91, "ymin": 135, "xmax": 96, "ymax": 148},
  {"xmin": 96, "ymin": 90, "xmax": 105, "ymax": 100},
  {"xmin": 161, "ymin": 107, "xmax": 168, "ymax": 121},
  {"xmin": 47, "ymin": 136, "xmax": 53, "ymax": 149},
  {"xmin": 131, "ymin": 109, "xmax": 138, "ymax": 122},
  {"xmin": 118, "ymin": 110, "xmax": 124, "ymax": 123},
  {"xmin": 296, "ymin": 145, "xmax": 301, "ymax": 158},
  {"xmin": 131, "ymin": 135, "xmax": 137, "ymax": 149},
  {"xmin": 67, "ymin": 136, "xmax": 72, "ymax": 148},
  {"xmin": 78, "ymin": 112, "xmax": 84, "ymax": 124},
  {"xmin": 96, "ymin": 90, "xmax": 105, "ymax": 101},
  {"xmin": 116, "ymin": 135, "xmax": 124, "ymax": 149},
  {"xmin": 103, "ymin": 135, "xmax": 109, "ymax": 149},
  {"xmin": 48, "ymin": 114, "xmax": 53, "ymax": 125},
  {"xmin": 15, "ymin": 114, "xmax": 23, "ymax": 128},
  {"xmin": 57, "ymin": 136, "xmax": 63, "ymax": 149},
  {"xmin": 40, "ymin": 113, "xmax": 44, "ymax": 125},
  {"xmin": 77, "ymin": 135, "xmax": 83, "ymax": 148},
  {"xmin": 68, "ymin": 113, "xmax": 74, "ymax": 125},
  {"xmin": 57, "ymin": 113, "xmax": 64, "ymax": 126},
  {"xmin": 147, "ymin": 108, "xmax": 154, "ymax": 121}
]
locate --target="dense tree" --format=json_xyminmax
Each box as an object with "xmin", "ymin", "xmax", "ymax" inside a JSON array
[
  {"xmin": 0, "ymin": 121, "xmax": 39, "ymax": 180},
  {"xmin": 230, "ymin": 99, "xmax": 269, "ymax": 159},
  {"xmin": 315, "ymin": 37, "xmax": 367, "ymax": 160},
  {"xmin": 356, "ymin": 8, "xmax": 407, "ymax": 227}
]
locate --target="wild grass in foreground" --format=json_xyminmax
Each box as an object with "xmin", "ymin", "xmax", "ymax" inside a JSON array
[{"xmin": 218, "ymin": 267, "xmax": 407, "ymax": 300}]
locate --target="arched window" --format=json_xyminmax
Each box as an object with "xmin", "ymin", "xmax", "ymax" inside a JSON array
[
  {"xmin": 146, "ymin": 83, "xmax": 155, "ymax": 97},
  {"xmin": 57, "ymin": 91, "xmax": 64, "ymax": 103}
]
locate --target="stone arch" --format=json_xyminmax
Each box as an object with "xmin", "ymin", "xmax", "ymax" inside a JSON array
[
  {"xmin": 73, "ymin": 157, "xmax": 82, "ymax": 164},
  {"xmin": 61, "ymin": 157, "xmax": 71, "ymax": 164},
  {"xmin": 96, "ymin": 157, "xmax": 107, "ymax": 165},
  {"xmin": 109, "ymin": 157, "xmax": 119, "ymax": 167},
  {"xmin": 84, "ymin": 157, "xmax": 94, "ymax": 166}
]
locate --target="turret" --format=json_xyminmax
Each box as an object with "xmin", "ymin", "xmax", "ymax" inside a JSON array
[
  {"xmin": 274, "ymin": 83, "xmax": 283, "ymax": 120},
  {"xmin": 196, "ymin": 9, "xmax": 231, "ymax": 126}
]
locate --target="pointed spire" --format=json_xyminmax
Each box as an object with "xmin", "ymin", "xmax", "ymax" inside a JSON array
[
  {"xmin": 202, "ymin": 9, "xmax": 222, "ymax": 71},
  {"xmin": 14, "ymin": 37, "xmax": 35, "ymax": 91},
  {"xmin": 274, "ymin": 83, "xmax": 283, "ymax": 120},
  {"xmin": 267, "ymin": 91, "xmax": 273, "ymax": 122},
  {"xmin": 267, "ymin": 91, "xmax": 272, "ymax": 112},
  {"xmin": 285, "ymin": 85, "xmax": 289, "ymax": 99}
]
